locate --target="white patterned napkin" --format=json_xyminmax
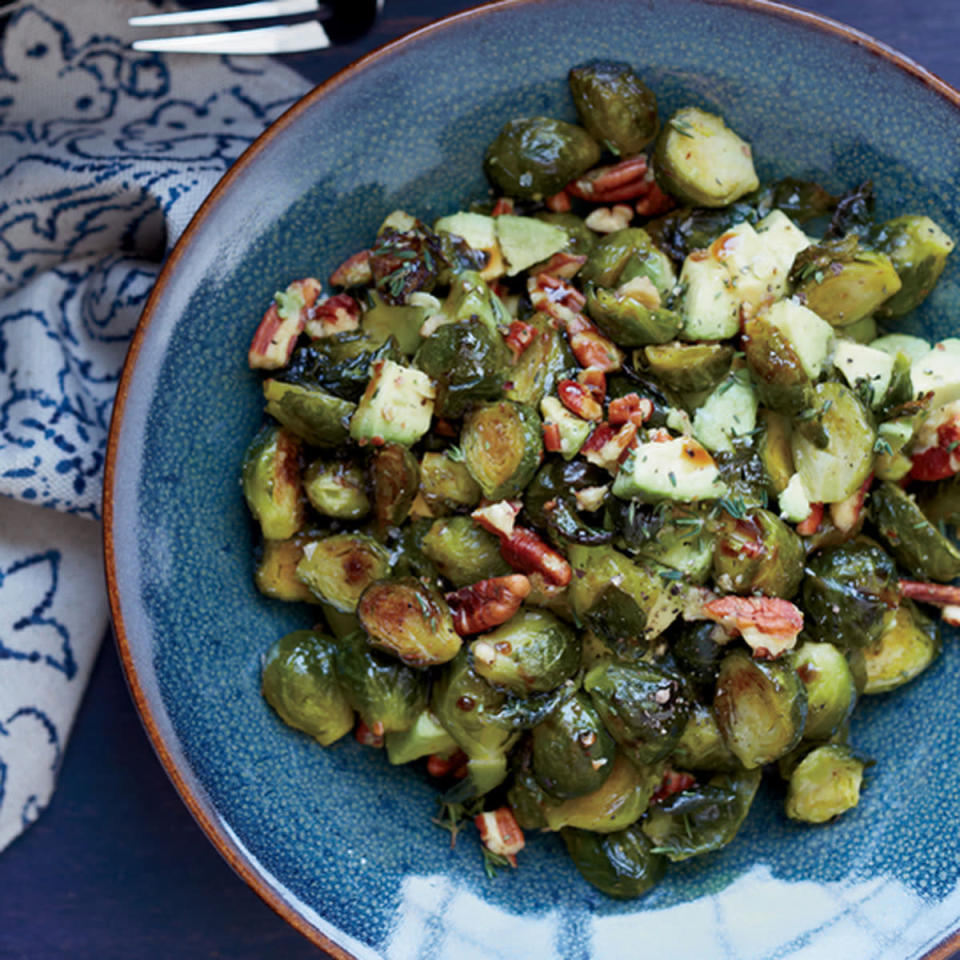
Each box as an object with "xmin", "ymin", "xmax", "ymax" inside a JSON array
[{"xmin": 0, "ymin": 0, "xmax": 310, "ymax": 851}]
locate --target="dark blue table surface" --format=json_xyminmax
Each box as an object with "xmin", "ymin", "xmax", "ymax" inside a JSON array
[{"xmin": 1, "ymin": 2, "xmax": 958, "ymax": 958}]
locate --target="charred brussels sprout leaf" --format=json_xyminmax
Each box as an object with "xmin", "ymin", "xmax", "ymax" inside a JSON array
[
  {"xmin": 562, "ymin": 824, "xmax": 666, "ymax": 899},
  {"xmin": 714, "ymin": 648, "xmax": 807, "ymax": 769},
  {"xmin": 242, "ymin": 425, "xmax": 305, "ymax": 540},
  {"xmin": 712, "ymin": 509, "xmax": 805, "ymax": 598},
  {"xmin": 462, "ymin": 401, "xmax": 543, "ymax": 501},
  {"xmin": 261, "ymin": 630, "xmax": 353, "ymax": 745},
  {"xmin": 371, "ymin": 443, "xmax": 420, "ymax": 536},
  {"xmin": 532, "ymin": 691, "xmax": 616, "ymax": 799},
  {"xmin": 421, "ymin": 516, "xmax": 511, "ymax": 587},
  {"xmin": 869, "ymin": 480, "xmax": 960, "ymax": 582},
  {"xmin": 749, "ymin": 177, "xmax": 837, "ymax": 224},
  {"xmin": 303, "ymin": 459, "xmax": 369, "ymax": 520},
  {"xmin": 357, "ymin": 577, "xmax": 461, "ymax": 667},
  {"xmin": 263, "ymin": 379, "xmax": 356, "ymax": 448},
  {"xmin": 484, "ymin": 116, "xmax": 601, "ymax": 200},
  {"xmin": 794, "ymin": 641, "xmax": 857, "ymax": 741},
  {"xmin": 642, "ymin": 768, "xmax": 761, "ymax": 861},
  {"xmin": 334, "ymin": 632, "xmax": 429, "ymax": 734},
  {"xmin": 802, "ymin": 540, "xmax": 900, "ymax": 649},
  {"xmin": 785, "ymin": 744, "xmax": 864, "ymax": 823},
  {"xmin": 471, "ymin": 608, "xmax": 580, "ymax": 695},
  {"xmin": 824, "ymin": 180, "xmax": 875, "ymax": 240},
  {"xmin": 282, "ymin": 334, "xmax": 399, "ymax": 401},
  {"xmin": 414, "ymin": 317, "xmax": 507, "ymax": 417},
  {"xmin": 568, "ymin": 60, "xmax": 659, "ymax": 156},
  {"xmin": 585, "ymin": 659, "xmax": 690, "ymax": 765},
  {"xmin": 861, "ymin": 601, "xmax": 940, "ymax": 694},
  {"xmin": 418, "ymin": 452, "xmax": 481, "ymax": 515},
  {"xmin": 296, "ymin": 533, "xmax": 392, "ymax": 613},
  {"xmin": 369, "ymin": 223, "xmax": 447, "ymax": 304}
]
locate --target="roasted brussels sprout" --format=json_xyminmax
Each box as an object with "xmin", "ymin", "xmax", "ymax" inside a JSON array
[
  {"xmin": 421, "ymin": 516, "xmax": 511, "ymax": 588},
  {"xmin": 562, "ymin": 823, "xmax": 666, "ymax": 899},
  {"xmin": 262, "ymin": 378, "xmax": 355, "ymax": 447},
  {"xmin": 585, "ymin": 659, "xmax": 690, "ymax": 765},
  {"xmin": 357, "ymin": 577, "xmax": 461, "ymax": 667},
  {"xmin": 669, "ymin": 700, "xmax": 741, "ymax": 772},
  {"xmin": 712, "ymin": 509, "xmax": 805, "ymax": 598},
  {"xmin": 714, "ymin": 649, "xmax": 807, "ymax": 769},
  {"xmin": 641, "ymin": 768, "xmax": 761, "ymax": 861},
  {"xmin": 370, "ymin": 443, "xmax": 420, "ymax": 536},
  {"xmin": 871, "ymin": 214, "xmax": 955, "ymax": 317},
  {"xmin": 261, "ymin": 630, "xmax": 354, "ymax": 745},
  {"xmin": 794, "ymin": 641, "xmax": 857, "ymax": 741},
  {"xmin": 242, "ymin": 424, "xmax": 305, "ymax": 540},
  {"xmin": 670, "ymin": 622, "xmax": 727, "ymax": 689},
  {"xmin": 568, "ymin": 60, "xmax": 659, "ymax": 156},
  {"xmin": 282, "ymin": 333, "xmax": 399, "ymax": 402},
  {"xmin": 741, "ymin": 313, "xmax": 815, "ymax": 419},
  {"xmin": 542, "ymin": 753, "xmax": 662, "ymax": 833},
  {"xmin": 643, "ymin": 340, "xmax": 733, "ymax": 394},
  {"xmin": 525, "ymin": 459, "xmax": 612, "ymax": 546},
  {"xmin": 334, "ymin": 632, "xmax": 429, "ymax": 734},
  {"xmin": 861, "ymin": 601, "xmax": 941, "ymax": 694},
  {"xmin": 471, "ymin": 608, "xmax": 579, "ymax": 695},
  {"xmin": 802, "ymin": 540, "xmax": 900, "ymax": 649},
  {"xmin": 296, "ymin": 533, "xmax": 392, "ymax": 613},
  {"xmin": 303, "ymin": 459, "xmax": 369, "ymax": 520},
  {"xmin": 869, "ymin": 480, "xmax": 960, "ymax": 582},
  {"xmin": 653, "ymin": 107, "xmax": 759, "ymax": 207},
  {"xmin": 757, "ymin": 409, "xmax": 795, "ymax": 496},
  {"xmin": 418, "ymin": 451, "xmax": 482, "ymax": 515},
  {"xmin": 791, "ymin": 235, "xmax": 902, "ymax": 326},
  {"xmin": 585, "ymin": 284, "xmax": 682, "ymax": 346},
  {"xmin": 484, "ymin": 116, "xmax": 601, "ymax": 200},
  {"xmin": 431, "ymin": 649, "xmax": 519, "ymax": 796},
  {"xmin": 505, "ymin": 311, "xmax": 579, "ymax": 407},
  {"xmin": 384, "ymin": 708, "xmax": 457, "ymax": 766},
  {"xmin": 462, "ymin": 400, "xmax": 543, "ymax": 501},
  {"xmin": 254, "ymin": 531, "xmax": 319, "ymax": 603},
  {"xmin": 785, "ymin": 744, "xmax": 865, "ymax": 823},
  {"xmin": 532, "ymin": 692, "xmax": 616, "ymax": 799},
  {"xmin": 580, "ymin": 228, "xmax": 676, "ymax": 292}
]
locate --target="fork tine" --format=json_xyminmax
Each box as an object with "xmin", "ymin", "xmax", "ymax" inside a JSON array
[
  {"xmin": 131, "ymin": 20, "xmax": 330, "ymax": 55},
  {"xmin": 129, "ymin": 0, "xmax": 325, "ymax": 28}
]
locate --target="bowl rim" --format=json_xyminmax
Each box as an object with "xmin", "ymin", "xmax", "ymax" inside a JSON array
[{"xmin": 102, "ymin": 1, "xmax": 960, "ymax": 956}]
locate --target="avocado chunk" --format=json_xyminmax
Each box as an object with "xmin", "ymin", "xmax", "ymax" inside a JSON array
[
  {"xmin": 495, "ymin": 214, "xmax": 568, "ymax": 276},
  {"xmin": 612, "ymin": 435, "xmax": 727, "ymax": 503},
  {"xmin": 349, "ymin": 359, "xmax": 436, "ymax": 446}
]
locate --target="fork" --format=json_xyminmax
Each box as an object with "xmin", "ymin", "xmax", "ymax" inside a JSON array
[{"xmin": 128, "ymin": 0, "xmax": 382, "ymax": 55}]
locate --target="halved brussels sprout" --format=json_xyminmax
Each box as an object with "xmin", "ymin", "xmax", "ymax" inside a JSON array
[
  {"xmin": 532, "ymin": 691, "xmax": 616, "ymax": 799},
  {"xmin": 296, "ymin": 533, "xmax": 391, "ymax": 613},
  {"xmin": 915, "ymin": 475, "xmax": 960, "ymax": 527},
  {"xmin": 568, "ymin": 61, "xmax": 659, "ymax": 156},
  {"xmin": 802, "ymin": 539, "xmax": 900, "ymax": 649},
  {"xmin": 714, "ymin": 648, "xmax": 807, "ymax": 769},
  {"xmin": 670, "ymin": 622, "xmax": 728, "ymax": 689},
  {"xmin": 757, "ymin": 409, "xmax": 795, "ymax": 495},
  {"xmin": 421, "ymin": 516, "xmax": 511, "ymax": 588},
  {"xmin": 641, "ymin": 768, "xmax": 761, "ymax": 861},
  {"xmin": 712, "ymin": 509, "xmax": 804, "ymax": 598},
  {"xmin": 741, "ymin": 313, "xmax": 814, "ymax": 418},
  {"xmin": 262, "ymin": 379, "xmax": 355, "ymax": 447},
  {"xmin": 653, "ymin": 107, "xmax": 759, "ymax": 207},
  {"xmin": 384, "ymin": 708, "xmax": 457, "ymax": 766},
  {"xmin": 462, "ymin": 400, "xmax": 543, "ymax": 501},
  {"xmin": 585, "ymin": 659, "xmax": 690, "ymax": 765},
  {"xmin": 431, "ymin": 649, "xmax": 519, "ymax": 796},
  {"xmin": 303, "ymin": 459, "xmax": 369, "ymax": 520},
  {"xmin": 484, "ymin": 116, "xmax": 601, "ymax": 200},
  {"xmin": 790, "ymin": 382, "xmax": 875, "ymax": 503},
  {"xmin": 643, "ymin": 340, "xmax": 734, "ymax": 394},
  {"xmin": 471, "ymin": 608, "xmax": 579, "ymax": 695},
  {"xmin": 525, "ymin": 459, "xmax": 613, "ymax": 546},
  {"xmin": 669, "ymin": 700, "xmax": 741, "ymax": 772},
  {"xmin": 562, "ymin": 824, "xmax": 666, "ymax": 899},
  {"xmin": 418, "ymin": 451, "xmax": 482, "ymax": 515},
  {"xmin": 505, "ymin": 311, "xmax": 579, "ymax": 408},
  {"xmin": 242, "ymin": 424, "xmax": 305, "ymax": 540},
  {"xmin": 543, "ymin": 753, "xmax": 662, "ymax": 833},
  {"xmin": 794, "ymin": 641, "xmax": 857, "ymax": 741},
  {"xmin": 261, "ymin": 630, "xmax": 353, "ymax": 745},
  {"xmin": 371, "ymin": 443, "xmax": 420, "ymax": 536},
  {"xmin": 357, "ymin": 577, "xmax": 461, "ymax": 667},
  {"xmin": 254, "ymin": 532, "xmax": 319, "ymax": 604},
  {"xmin": 334, "ymin": 632, "xmax": 428, "ymax": 734},
  {"xmin": 869, "ymin": 480, "xmax": 960, "ymax": 582},
  {"xmin": 585, "ymin": 284, "xmax": 682, "ymax": 346},
  {"xmin": 785, "ymin": 744, "xmax": 864, "ymax": 823},
  {"xmin": 507, "ymin": 761, "xmax": 553, "ymax": 830},
  {"xmin": 791, "ymin": 235, "xmax": 901, "ymax": 327},
  {"xmin": 872, "ymin": 214, "xmax": 955, "ymax": 317},
  {"xmin": 580, "ymin": 228, "xmax": 676, "ymax": 293},
  {"xmin": 861, "ymin": 601, "xmax": 941, "ymax": 694}
]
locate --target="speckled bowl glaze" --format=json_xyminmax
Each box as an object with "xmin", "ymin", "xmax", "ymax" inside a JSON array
[{"xmin": 104, "ymin": 2, "xmax": 960, "ymax": 958}]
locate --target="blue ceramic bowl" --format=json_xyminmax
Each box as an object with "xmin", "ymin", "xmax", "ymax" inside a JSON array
[{"xmin": 104, "ymin": 2, "xmax": 960, "ymax": 957}]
